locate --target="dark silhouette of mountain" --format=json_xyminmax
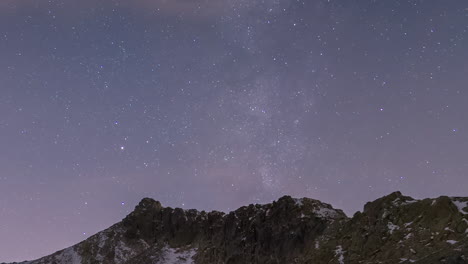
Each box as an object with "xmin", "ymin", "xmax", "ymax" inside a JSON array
[{"xmin": 5, "ymin": 192, "xmax": 468, "ymax": 264}]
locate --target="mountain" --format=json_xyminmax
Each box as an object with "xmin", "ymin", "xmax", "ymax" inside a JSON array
[{"xmin": 4, "ymin": 192, "xmax": 468, "ymax": 264}]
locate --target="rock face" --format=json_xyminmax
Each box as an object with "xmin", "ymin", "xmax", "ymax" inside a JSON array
[{"xmin": 4, "ymin": 192, "xmax": 468, "ymax": 264}]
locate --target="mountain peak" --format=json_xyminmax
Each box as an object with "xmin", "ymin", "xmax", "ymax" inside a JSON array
[
  {"xmin": 363, "ymin": 190, "xmax": 416, "ymax": 215},
  {"xmin": 9, "ymin": 192, "xmax": 468, "ymax": 264},
  {"xmin": 136, "ymin": 197, "xmax": 163, "ymax": 211}
]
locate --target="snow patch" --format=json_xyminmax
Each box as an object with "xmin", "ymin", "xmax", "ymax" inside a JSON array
[
  {"xmin": 404, "ymin": 233, "xmax": 413, "ymax": 240},
  {"xmin": 447, "ymin": 240, "xmax": 458, "ymax": 245},
  {"xmin": 444, "ymin": 227, "xmax": 454, "ymax": 232},
  {"xmin": 157, "ymin": 247, "xmax": 197, "ymax": 264},
  {"xmin": 314, "ymin": 207, "xmax": 339, "ymax": 219},
  {"xmin": 53, "ymin": 247, "xmax": 82, "ymax": 264},
  {"xmin": 114, "ymin": 240, "xmax": 134, "ymax": 264},
  {"xmin": 451, "ymin": 199, "xmax": 468, "ymax": 215},
  {"xmin": 95, "ymin": 231, "xmax": 109, "ymax": 262},
  {"xmin": 98, "ymin": 232, "xmax": 107, "ymax": 248},
  {"xmin": 334, "ymin": 245, "xmax": 345, "ymax": 264},
  {"xmin": 393, "ymin": 198, "xmax": 418, "ymax": 207},
  {"xmin": 387, "ymin": 222, "xmax": 399, "ymax": 234},
  {"xmin": 382, "ymin": 210, "xmax": 389, "ymax": 218},
  {"xmin": 294, "ymin": 198, "xmax": 303, "ymax": 206}
]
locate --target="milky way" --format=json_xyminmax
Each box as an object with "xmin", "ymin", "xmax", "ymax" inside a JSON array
[{"xmin": 1, "ymin": 0, "xmax": 467, "ymax": 261}]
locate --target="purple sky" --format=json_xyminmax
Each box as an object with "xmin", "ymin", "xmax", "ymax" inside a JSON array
[{"xmin": 1, "ymin": 0, "xmax": 468, "ymax": 262}]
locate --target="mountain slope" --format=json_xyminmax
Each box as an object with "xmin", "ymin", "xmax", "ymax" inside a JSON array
[{"xmin": 4, "ymin": 192, "xmax": 468, "ymax": 264}]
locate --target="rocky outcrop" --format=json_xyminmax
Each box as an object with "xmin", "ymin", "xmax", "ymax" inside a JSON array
[
  {"xmin": 5, "ymin": 192, "xmax": 468, "ymax": 264},
  {"xmin": 321, "ymin": 192, "xmax": 468, "ymax": 264}
]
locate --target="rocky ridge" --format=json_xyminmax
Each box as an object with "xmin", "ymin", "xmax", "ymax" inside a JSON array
[{"xmin": 4, "ymin": 192, "xmax": 468, "ymax": 264}]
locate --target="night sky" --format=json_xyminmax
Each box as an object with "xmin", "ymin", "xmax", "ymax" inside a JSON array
[{"xmin": 1, "ymin": 0, "xmax": 467, "ymax": 262}]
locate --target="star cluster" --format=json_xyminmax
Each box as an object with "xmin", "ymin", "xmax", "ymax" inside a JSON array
[{"xmin": 1, "ymin": 0, "xmax": 467, "ymax": 262}]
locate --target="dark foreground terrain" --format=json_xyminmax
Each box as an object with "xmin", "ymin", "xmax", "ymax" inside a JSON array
[{"xmin": 5, "ymin": 192, "xmax": 468, "ymax": 264}]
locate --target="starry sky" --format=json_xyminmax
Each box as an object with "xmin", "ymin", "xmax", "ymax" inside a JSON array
[{"xmin": 1, "ymin": 0, "xmax": 467, "ymax": 262}]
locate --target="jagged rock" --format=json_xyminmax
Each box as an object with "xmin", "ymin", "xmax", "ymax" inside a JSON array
[{"xmin": 5, "ymin": 193, "xmax": 468, "ymax": 264}]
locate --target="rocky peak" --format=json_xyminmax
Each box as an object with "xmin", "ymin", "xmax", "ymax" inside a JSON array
[
  {"xmin": 135, "ymin": 197, "xmax": 163, "ymax": 212},
  {"xmin": 7, "ymin": 192, "xmax": 468, "ymax": 264},
  {"xmin": 294, "ymin": 197, "xmax": 347, "ymax": 221},
  {"xmin": 362, "ymin": 191, "xmax": 416, "ymax": 216}
]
